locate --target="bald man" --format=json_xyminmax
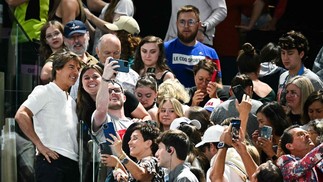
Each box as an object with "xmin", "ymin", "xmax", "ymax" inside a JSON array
[
  {"xmin": 96, "ymin": 34, "xmax": 122, "ymax": 64},
  {"xmin": 95, "ymin": 33, "xmax": 151, "ymax": 121}
]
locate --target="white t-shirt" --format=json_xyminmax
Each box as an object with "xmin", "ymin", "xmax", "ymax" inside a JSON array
[
  {"xmin": 23, "ymin": 82, "xmax": 79, "ymax": 161},
  {"xmin": 206, "ymin": 148, "xmax": 247, "ymax": 182}
]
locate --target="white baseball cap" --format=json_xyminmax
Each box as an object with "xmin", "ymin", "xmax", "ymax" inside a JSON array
[
  {"xmin": 170, "ymin": 117, "xmax": 201, "ymax": 130},
  {"xmin": 204, "ymin": 98, "xmax": 222, "ymax": 112},
  {"xmin": 195, "ymin": 125, "xmax": 224, "ymax": 147}
]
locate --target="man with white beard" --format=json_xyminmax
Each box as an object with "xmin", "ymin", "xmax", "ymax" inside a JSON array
[{"xmin": 63, "ymin": 20, "xmax": 99, "ymax": 99}]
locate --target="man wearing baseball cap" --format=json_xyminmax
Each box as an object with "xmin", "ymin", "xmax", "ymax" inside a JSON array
[
  {"xmin": 64, "ymin": 20, "xmax": 98, "ymax": 65},
  {"xmin": 63, "ymin": 20, "xmax": 99, "ymax": 99},
  {"xmin": 170, "ymin": 117, "xmax": 201, "ymax": 130},
  {"xmin": 196, "ymin": 124, "xmax": 248, "ymax": 182}
]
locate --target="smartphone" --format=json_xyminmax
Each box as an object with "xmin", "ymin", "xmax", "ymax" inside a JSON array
[
  {"xmin": 232, "ymin": 84, "xmax": 247, "ymax": 103},
  {"xmin": 109, "ymin": 59, "xmax": 129, "ymax": 73},
  {"xmin": 211, "ymin": 70, "xmax": 218, "ymax": 82},
  {"xmin": 147, "ymin": 67, "xmax": 156, "ymax": 73},
  {"xmin": 102, "ymin": 122, "xmax": 117, "ymax": 145},
  {"xmin": 231, "ymin": 119, "xmax": 241, "ymax": 140},
  {"xmin": 99, "ymin": 142, "xmax": 113, "ymax": 155},
  {"xmin": 260, "ymin": 125, "xmax": 273, "ymax": 140}
]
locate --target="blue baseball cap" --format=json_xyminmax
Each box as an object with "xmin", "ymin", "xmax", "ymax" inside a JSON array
[{"xmin": 64, "ymin": 20, "xmax": 87, "ymax": 38}]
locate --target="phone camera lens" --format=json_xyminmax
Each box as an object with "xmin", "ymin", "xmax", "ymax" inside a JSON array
[{"xmin": 102, "ymin": 123, "xmax": 108, "ymax": 129}]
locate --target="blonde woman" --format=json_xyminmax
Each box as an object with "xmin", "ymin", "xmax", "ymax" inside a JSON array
[
  {"xmin": 149, "ymin": 78, "xmax": 190, "ymax": 121},
  {"xmin": 157, "ymin": 97, "xmax": 184, "ymax": 131},
  {"xmin": 285, "ymin": 75, "xmax": 315, "ymax": 125}
]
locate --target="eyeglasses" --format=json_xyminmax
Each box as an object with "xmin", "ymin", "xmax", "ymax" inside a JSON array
[
  {"xmin": 197, "ymin": 77, "xmax": 211, "ymax": 84},
  {"xmin": 108, "ymin": 88, "xmax": 122, "ymax": 94},
  {"xmin": 178, "ymin": 19, "xmax": 198, "ymax": 27},
  {"xmin": 45, "ymin": 31, "xmax": 61, "ymax": 40}
]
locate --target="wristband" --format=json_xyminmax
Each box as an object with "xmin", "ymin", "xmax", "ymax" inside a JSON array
[
  {"xmin": 102, "ymin": 77, "xmax": 112, "ymax": 82},
  {"xmin": 118, "ymin": 153, "xmax": 126, "ymax": 161}
]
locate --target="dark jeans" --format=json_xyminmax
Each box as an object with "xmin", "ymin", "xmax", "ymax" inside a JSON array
[{"xmin": 35, "ymin": 154, "xmax": 80, "ymax": 182}]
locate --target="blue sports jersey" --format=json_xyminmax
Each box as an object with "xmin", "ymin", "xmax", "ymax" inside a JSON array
[{"xmin": 164, "ymin": 38, "xmax": 221, "ymax": 87}]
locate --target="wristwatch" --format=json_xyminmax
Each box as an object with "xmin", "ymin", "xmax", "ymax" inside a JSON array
[
  {"xmin": 217, "ymin": 142, "xmax": 230, "ymax": 149},
  {"xmin": 201, "ymin": 22, "xmax": 207, "ymax": 33},
  {"xmin": 121, "ymin": 157, "xmax": 129, "ymax": 165}
]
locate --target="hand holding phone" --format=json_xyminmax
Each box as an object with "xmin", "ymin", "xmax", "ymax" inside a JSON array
[
  {"xmin": 232, "ymin": 84, "xmax": 247, "ymax": 103},
  {"xmin": 260, "ymin": 125, "xmax": 272, "ymax": 140},
  {"xmin": 211, "ymin": 70, "xmax": 217, "ymax": 82},
  {"xmin": 231, "ymin": 119, "xmax": 241, "ymax": 140},
  {"xmin": 102, "ymin": 122, "xmax": 117, "ymax": 145},
  {"xmin": 109, "ymin": 59, "xmax": 129, "ymax": 73},
  {"xmin": 99, "ymin": 142, "xmax": 113, "ymax": 154}
]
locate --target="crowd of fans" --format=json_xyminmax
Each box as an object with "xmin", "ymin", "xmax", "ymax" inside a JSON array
[{"xmin": 6, "ymin": 0, "xmax": 323, "ymax": 181}]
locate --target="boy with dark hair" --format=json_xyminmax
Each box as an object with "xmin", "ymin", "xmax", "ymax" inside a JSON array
[
  {"xmin": 155, "ymin": 129, "xmax": 199, "ymax": 181},
  {"xmin": 277, "ymin": 30, "xmax": 323, "ymax": 106}
]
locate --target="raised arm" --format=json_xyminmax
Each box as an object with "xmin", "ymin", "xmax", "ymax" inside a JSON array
[
  {"xmin": 93, "ymin": 58, "xmax": 118, "ymax": 131},
  {"xmin": 232, "ymin": 129, "xmax": 258, "ymax": 179},
  {"xmin": 277, "ymin": 143, "xmax": 323, "ymax": 181},
  {"xmin": 107, "ymin": 135, "xmax": 156, "ymax": 181},
  {"xmin": 236, "ymin": 94, "xmax": 252, "ymax": 139},
  {"xmin": 209, "ymin": 127, "xmax": 230, "ymax": 182}
]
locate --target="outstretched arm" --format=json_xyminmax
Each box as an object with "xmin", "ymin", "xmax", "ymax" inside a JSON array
[
  {"xmin": 277, "ymin": 143, "xmax": 323, "ymax": 181},
  {"xmin": 93, "ymin": 58, "xmax": 118, "ymax": 131}
]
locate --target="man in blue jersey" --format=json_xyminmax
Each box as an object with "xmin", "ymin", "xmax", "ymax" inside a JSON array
[{"xmin": 164, "ymin": 5, "xmax": 222, "ymax": 88}]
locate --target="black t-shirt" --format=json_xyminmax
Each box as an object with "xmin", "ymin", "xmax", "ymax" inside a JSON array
[{"xmin": 124, "ymin": 90, "xmax": 139, "ymax": 118}]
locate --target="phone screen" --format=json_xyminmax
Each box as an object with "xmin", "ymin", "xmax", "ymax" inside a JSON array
[
  {"xmin": 102, "ymin": 122, "xmax": 117, "ymax": 145},
  {"xmin": 232, "ymin": 85, "xmax": 246, "ymax": 103},
  {"xmin": 147, "ymin": 67, "xmax": 156, "ymax": 73},
  {"xmin": 260, "ymin": 125, "xmax": 272, "ymax": 140},
  {"xmin": 231, "ymin": 119, "xmax": 241, "ymax": 140}
]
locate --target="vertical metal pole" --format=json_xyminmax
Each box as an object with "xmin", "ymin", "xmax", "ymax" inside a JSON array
[
  {"xmin": 79, "ymin": 121, "xmax": 84, "ymax": 182},
  {"xmin": 1, "ymin": 118, "xmax": 17, "ymax": 182}
]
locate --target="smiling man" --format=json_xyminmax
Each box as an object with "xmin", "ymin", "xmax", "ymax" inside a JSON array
[
  {"xmin": 15, "ymin": 50, "xmax": 82, "ymax": 182},
  {"xmin": 63, "ymin": 20, "xmax": 99, "ymax": 99},
  {"xmin": 92, "ymin": 58, "xmax": 136, "ymax": 181},
  {"xmin": 92, "ymin": 59, "xmax": 134, "ymax": 136},
  {"xmin": 277, "ymin": 125, "xmax": 323, "ymax": 181}
]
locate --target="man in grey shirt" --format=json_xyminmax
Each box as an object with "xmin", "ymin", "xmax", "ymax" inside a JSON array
[{"xmin": 210, "ymin": 74, "xmax": 263, "ymax": 138}]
